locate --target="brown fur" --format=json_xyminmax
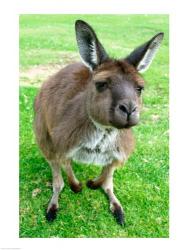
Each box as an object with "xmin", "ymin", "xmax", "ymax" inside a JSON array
[{"xmin": 34, "ymin": 60, "xmax": 143, "ymax": 161}]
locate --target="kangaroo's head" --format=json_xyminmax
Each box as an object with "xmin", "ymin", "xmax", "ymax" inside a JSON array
[{"xmin": 75, "ymin": 20, "xmax": 164, "ymax": 129}]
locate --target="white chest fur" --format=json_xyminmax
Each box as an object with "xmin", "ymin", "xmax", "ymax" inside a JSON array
[{"xmin": 67, "ymin": 127, "xmax": 125, "ymax": 166}]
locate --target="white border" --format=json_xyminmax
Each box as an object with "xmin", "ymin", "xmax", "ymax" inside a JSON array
[
  {"xmin": 1, "ymin": 0, "xmax": 187, "ymax": 249},
  {"xmin": 17, "ymin": 0, "xmax": 172, "ymax": 14}
]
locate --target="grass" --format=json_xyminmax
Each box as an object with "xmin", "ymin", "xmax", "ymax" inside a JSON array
[{"xmin": 19, "ymin": 14, "xmax": 169, "ymax": 238}]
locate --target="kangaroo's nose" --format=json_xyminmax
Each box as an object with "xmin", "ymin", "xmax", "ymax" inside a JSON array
[{"xmin": 118, "ymin": 102, "xmax": 137, "ymax": 117}]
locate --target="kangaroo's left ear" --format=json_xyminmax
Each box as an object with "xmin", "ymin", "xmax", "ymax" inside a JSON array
[
  {"xmin": 75, "ymin": 20, "xmax": 109, "ymax": 70},
  {"xmin": 126, "ymin": 32, "xmax": 164, "ymax": 73}
]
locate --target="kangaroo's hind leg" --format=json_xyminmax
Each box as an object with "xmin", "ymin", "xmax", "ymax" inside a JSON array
[{"xmin": 46, "ymin": 159, "xmax": 64, "ymax": 222}]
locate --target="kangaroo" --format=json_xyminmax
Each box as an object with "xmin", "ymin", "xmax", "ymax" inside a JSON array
[{"xmin": 34, "ymin": 20, "xmax": 164, "ymax": 225}]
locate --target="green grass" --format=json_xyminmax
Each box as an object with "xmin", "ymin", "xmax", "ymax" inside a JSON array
[{"xmin": 19, "ymin": 14, "xmax": 169, "ymax": 238}]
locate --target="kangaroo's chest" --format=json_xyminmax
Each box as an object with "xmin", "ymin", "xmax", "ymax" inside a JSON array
[{"xmin": 67, "ymin": 128, "xmax": 125, "ymax": 166}]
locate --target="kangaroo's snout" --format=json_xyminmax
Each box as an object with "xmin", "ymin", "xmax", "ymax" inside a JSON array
[
  {"xmin": 118, "ymin": 103, "xmax": 137, "ymax": 117},
  {"xmin": 112, "ymin": 100, "xmax": 139, "ymax": 129}
]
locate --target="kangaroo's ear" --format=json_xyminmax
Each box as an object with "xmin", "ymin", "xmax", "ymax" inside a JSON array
[
  {"xmin": 75, "ymin": 20, "xmax": 109, "ymax": 70},
  {"xmin": 126, "ymin": 32, "xmax": 164, "ymax": 73}
]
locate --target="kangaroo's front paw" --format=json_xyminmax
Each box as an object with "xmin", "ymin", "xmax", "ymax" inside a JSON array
[
  {"xmin": 46, "ymin": 204, "xmax": 58, "ymax": 222},
  {"xmin": 110, "ymin": 202, "xmax": 125, "ymax": 226},
  {"xmin": 70, "ymin": 182, "xmax": 83, "ymax": 193},
  {"xmin": 86, "ymin": 179, "xmax": 101, "ymax": 189}
]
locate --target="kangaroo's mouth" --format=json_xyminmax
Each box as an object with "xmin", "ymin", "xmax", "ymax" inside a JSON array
[
  {"xmin": 109, "ymin": 112, "xmax": 140, "ymax": 129},
  {"xmin": 109, "ymin": 120, "xmax": 138, "ymax": 129}
]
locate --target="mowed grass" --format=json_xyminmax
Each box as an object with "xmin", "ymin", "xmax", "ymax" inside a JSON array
[{"xmin": 19, "ymin": 15, "xmax": 169, "ymax": 238}]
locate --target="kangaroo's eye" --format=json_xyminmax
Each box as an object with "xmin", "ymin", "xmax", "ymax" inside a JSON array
[
  {"xmin": 136, "ymin": 86, "xmax": 144, "ymax": 95},
  {"xmin": 95, "ymin": 81, "xmax": 108, "ymax": 92}
]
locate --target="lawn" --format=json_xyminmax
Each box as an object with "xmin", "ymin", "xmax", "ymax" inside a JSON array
[{"xmin": 19, "ymin": 14, "xmax": 169, "ymax": 238}]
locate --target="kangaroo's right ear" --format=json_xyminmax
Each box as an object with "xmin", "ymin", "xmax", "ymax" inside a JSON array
[
  {"xmin": 126, "ymin": 32, "xmax": 164, "ymax": 73},
  {"xmin": 75, "ymin": 20, "xmax": 109, "ymax": 70}
]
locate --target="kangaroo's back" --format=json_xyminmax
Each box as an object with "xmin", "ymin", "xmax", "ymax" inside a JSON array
[
  {"xmin": 34, "ymin": 62, "xmax": 90, "ymax": 159},
  {"xmin": 34, "ymin": 62, "xmax": 90, "ymax": 125}
]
